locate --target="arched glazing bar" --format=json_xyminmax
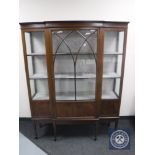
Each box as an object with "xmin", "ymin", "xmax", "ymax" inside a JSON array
[{"xmin": 52, "ymin": 29, "xmax": 97, "ymax": 100}]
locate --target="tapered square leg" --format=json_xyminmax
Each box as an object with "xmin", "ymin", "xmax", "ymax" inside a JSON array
[
  {"xmin": 33, "ymin": 121, "xmax": 38, "ymax": 139},
  {"xmin": 94, "ymin": 121, "xmax": 98, "ymax": 141},
  {"xmin": 53, "ymin": 121, "xmax": 57, "ymax": 141},
  {"xmin": 115, "ymin": 119, "xmax": 119, "ymax": 129}
]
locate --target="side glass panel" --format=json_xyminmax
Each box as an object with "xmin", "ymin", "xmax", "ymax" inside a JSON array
[
  {"xmin": 104, "ymin": 31, "xmax": 124, "ymax": 54},
  {"xmin": 102, "ymin": 31, "xmax": 124, "ymax": 99},
  {"xmin": 24, "ymin": 31, "xmax": 49, "ymax": 100},
  {"xmin": 25, "ymin": 32, "xmax": 46, "ymax": 55},
  {"xmin": 30, "ymin": 79, "xmax": 49, "ymax": 100},
  {"xmin": 27, "ymin": 56, "xmax": 47, "ymax": 78},
  {"xmin": 52, "ymin": 29, "xmax": 97, "ymax": 101}
]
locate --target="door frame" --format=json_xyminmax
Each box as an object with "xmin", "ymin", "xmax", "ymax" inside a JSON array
[{"xmin": 46, "ymin": 26, "xmax": 101, "ymax": 119}]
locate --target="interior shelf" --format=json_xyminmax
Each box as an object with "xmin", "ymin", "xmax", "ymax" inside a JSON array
[
  {"xmin": 102, "ymin": 91, "xmax": 118, "ymax": 99},
  {"xmin": 55, "ymin": 73, "xmax": 96, "ymax": 79},
  {"xmin": 54, "ymin": 73, "xmax": 120, "ymax": 79},
  {"xmin": 27, "ymin": 53, "xmax": 46, "ymax": 56},
  {"xmin": 29, "ymin": 74, "xmax": 48, "ymax": 79},
  {"xmin": 32, "ymin": 93, "xmax": 49, "ymax": 100},
  {"xmin": 56, "ymin": 92, "xmax": 75, "ymax": 100},
  {"xmin": 103, "ymin": 73, "xmax": 120, "ymax": 78},
  {"xmin": 104, "ymin": 52, "xmax": 123, "ymax": 55},
  {"xmin": 76, "ymin": 92, "xmax": 95, "ymax": 100},
  {"xmin": 29, "ymin": 73, "xmax": 120, "ymax": 79}
]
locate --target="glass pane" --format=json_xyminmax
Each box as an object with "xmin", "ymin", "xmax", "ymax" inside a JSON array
[
  {"xmin": 30, "ymin": 79, "xmax": 49, "ymax": 100},
  {"xmin": 115, "ymin": 78, "xmax": 121, "ymax": 95},
  {"xmin": 24, "ymin": 31, "xmax": 49, "ymax": 101},
  {"xmin": 25, "ymin": 32, "xmax": 45, "ymax": 55},
  {"xmin": 52, "ymin": 30, "xmax": 97, "ymax": 55},
  {"xmin": 76, "ymin": 79, "xmax": 96, "ymax": 100},
  {"xmin": 76, "ymin": 55, "xmax": 96, "ymax": 77},
  {"xmin": 103, "ymin": 55, "xmax": 122, "ymax": 77},
  {"xmin": 102, "ymin": 30, "xmax": 124, "ymax": 99},
  {"xmin": 52, "ymin": 29, "xmax": 97, "ymax": 101},
  {"xmin": 54, "ymin": 55, "xmax": 74, "ymax": 78},
  {"xmin": 55, "ymin": 79, "xmax": 75, "ymax": 100},
  {"xmin": 104, "ymin": 31, "xmax": 124, "ymax": 54},
  {"xmin": 102, "ymin": 78, "xmax": 120, "ymax": 99},
  {"xmin": 27, "ymin": 56, "xmax": 48, "ymax": 79}
]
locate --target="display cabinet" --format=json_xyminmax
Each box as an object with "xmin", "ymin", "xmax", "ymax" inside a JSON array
[{"xmin": 20, "ymin": 21, "xmax": 128, "ymax": 140}]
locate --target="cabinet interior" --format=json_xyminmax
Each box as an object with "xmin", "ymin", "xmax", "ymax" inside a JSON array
[{"xmin": 23, "ymin": 25, "xmax": 125, "ymax": 101}]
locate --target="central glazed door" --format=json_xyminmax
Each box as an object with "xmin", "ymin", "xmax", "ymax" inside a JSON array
[{"xmin": 48, "ymin": 28, "xmax": 99, "ymax": 118}]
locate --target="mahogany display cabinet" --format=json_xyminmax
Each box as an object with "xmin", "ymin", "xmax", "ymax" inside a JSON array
[{"xmin": 20, "ymin": 21, "xmax": 129, "ymax": 140}]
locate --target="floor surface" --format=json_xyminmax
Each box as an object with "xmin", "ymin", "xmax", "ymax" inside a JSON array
[
  {"xmin": 19, "ymin": 133, "xmax": 47, "ymax": 155},
  {"xmin": 19, "ymin": 118, "xmax": 135, "ymax": 155}
]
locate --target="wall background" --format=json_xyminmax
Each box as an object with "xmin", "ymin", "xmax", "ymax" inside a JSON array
[{"xmin": 19, "ymin": 0, "xmax": 135, "ymax": 117}]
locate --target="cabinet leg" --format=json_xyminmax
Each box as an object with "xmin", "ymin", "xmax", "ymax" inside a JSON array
[
  {"xmin": 53, "ymin": 122, "xmax": 57, "ymax": 141},
  {"xmin": 33, "ymin": 121, "xmax": 38, "ymax": 139},
  {"xmin": 115, "ymin": 119, "xmax": 119, "ymax": 129},
  {"xmin": 94, "ymin": 121, "xmax": 98, "ymax": 141}
]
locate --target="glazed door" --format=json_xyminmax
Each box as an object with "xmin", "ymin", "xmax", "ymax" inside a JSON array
[
  {"xmin": 100, "ymin": 28, "xmax": 126, "ymax": 116},
  {"xmin": 49, "ymin": 28, "xmax": 98, "ymax": 118},
  {"xmin": 22, "ymin": 30, "xmax": 51, "ymax": 117}
]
